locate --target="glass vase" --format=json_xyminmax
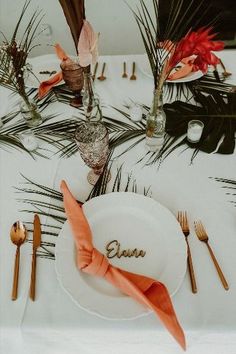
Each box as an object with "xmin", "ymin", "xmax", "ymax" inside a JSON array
[
  {"xmin": 83, "ymin": 72, "xmax": 102, "ymax": 122},
  {"xmin": 20, "ymin": 99, "xmax": 43, "ymax": 128},
  {"xmin": 146, "ymin": 89, "xmax": 166, "ymax": 152}
]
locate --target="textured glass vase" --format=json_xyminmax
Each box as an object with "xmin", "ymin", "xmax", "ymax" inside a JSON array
[
  {"xmin": 83, "ymin": 72, "xmax": 102, "ymax": 122},
  {"xmin": 146, "ymin": 89, "xmax": 166, "ymax": 152}
]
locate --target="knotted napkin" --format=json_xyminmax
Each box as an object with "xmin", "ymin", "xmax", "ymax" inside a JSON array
[
  {"xmin": 158, "ymin": 40, "xmax": 194, "ymax": 81},
  {"xmin": 167, "ymin": 57, "xmax": 194, "ymax": 81},
  {"xmin": 38, "ymin": 44, "xmax": 69, "ymax": 99},
  {"xmin": 60, "ymin": 180, "xmax": 186, "ymax": 350}
]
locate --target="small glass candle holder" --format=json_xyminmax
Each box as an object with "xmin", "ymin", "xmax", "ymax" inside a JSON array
[
  {"xmin": 187, "ymin": 120, "xmax": 204, "ymax": 143},
  {"xmin": 129, "ymin": 103, "xmax": 143, "ymax": 122},
  {"xmin": 18, "ymin": 130, "xmax": 38, "ymax": 151}
]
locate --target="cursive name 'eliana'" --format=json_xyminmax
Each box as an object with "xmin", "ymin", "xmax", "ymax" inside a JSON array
[{"xmin": 105, "ymin": 240, "xmax": 146, "ymax": 259}]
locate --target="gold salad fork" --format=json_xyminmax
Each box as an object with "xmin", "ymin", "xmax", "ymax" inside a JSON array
[
  {"xmin": 219, "ymin": 59, "xmax": 232, "ymax": 78},
  {"xmin": 194, "ymin": 221, "xmax": 229, "ymax": 290},
  {"xmin": 130, "ymin": 62, "xmax": 137, "ymax": 80},
  {"xmin": 177, "ymin": 211, "xmax": 197, "ymax": 293}
]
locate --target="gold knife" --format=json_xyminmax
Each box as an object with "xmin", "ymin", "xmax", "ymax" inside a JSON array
[{"xmin": 30, "ymin": 214, "xmax": 41, "ymax": 301}]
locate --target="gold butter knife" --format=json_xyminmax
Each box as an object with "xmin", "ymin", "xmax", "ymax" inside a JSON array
[{"xmin": 30, "ymin": 214, "xmax": 41, "ymax": 301}]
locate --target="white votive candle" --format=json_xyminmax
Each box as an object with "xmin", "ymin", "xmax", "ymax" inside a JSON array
[
  {"xmin": 129, "ymin": 103, "xmax": 143, "ymax": 122},
  {"xmin": 18, "ymin": 130, "xmax": 38, "ymax": 151},
  {"xmin": 187, "ymin": 120, "xmax": 204, "ymax": 143}
]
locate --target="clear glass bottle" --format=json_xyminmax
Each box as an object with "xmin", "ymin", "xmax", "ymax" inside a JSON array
[
  {"xmin": 146, "ymin": 89, "xmax": 166, "ymax": 152},
  {"xmin": 82, "ymin": 72, "xmax": 102, "ymax": 122},
  {"xmin": 20, "ymin": 99, "xmax": 43, "ymax": 128}
]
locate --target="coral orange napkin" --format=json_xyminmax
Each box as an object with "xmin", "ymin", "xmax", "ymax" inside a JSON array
[
  {"xmin": 77, "ymin": 20, "xmax": 99, "ymax": 67},
  {"xmin": 167, "ymin": 57, "xmax": 194, "ymax": 81},
  {"xmin": 60, "ymin": 180, "xmax": 186, "ymax": 350},
  {"xmin": 158, "ymin": 41, "xmax": 194, "ymax": 81},
  {"xmin": 38, "ymin": 44, "xmax": 69, "ymax": 99}
]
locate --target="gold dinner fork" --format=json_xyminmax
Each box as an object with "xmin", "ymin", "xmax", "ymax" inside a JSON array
[
  {"xmin": 177, "ymin": 211, "xmax": 197, "ymax": 293},
  {"xmin": 194, "ymin": 221, "xmax": 229, "ymax": 290}
]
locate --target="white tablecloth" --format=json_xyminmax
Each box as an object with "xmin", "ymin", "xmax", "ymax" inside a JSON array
[{"xmin": 1, "ymin": 51, "xmax": 236, "ymax": 354}]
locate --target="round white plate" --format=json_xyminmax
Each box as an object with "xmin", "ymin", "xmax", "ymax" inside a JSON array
[
  {"xmin": 138, "ymin": 54, "xmax": 203, "ymax": 83},
  {"xmin": 55, "ymin": 192, "xmax": 187, "ymax": 320},
  {"xmin": 25, "ymin": 54, "xmax": 64, "ymax": 88}
]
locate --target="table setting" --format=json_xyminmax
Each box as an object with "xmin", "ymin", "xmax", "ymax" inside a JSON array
[{"xmin": 1, "ymin": 0, "xmax": 236, "ymax": 353}]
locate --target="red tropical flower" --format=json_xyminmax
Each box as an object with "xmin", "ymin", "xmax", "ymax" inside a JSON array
[{"xmin": 166, "ymin": 27, "xmax": 224, "ymax": 75}]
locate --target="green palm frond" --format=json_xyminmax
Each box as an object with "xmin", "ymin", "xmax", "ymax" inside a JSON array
[
  {"xmin": 105, "ymin": 108, "xmax": 145, "ymax": 153},
  {"xmin": 144, "ymin": 75, "xmax": 236, "ymax": 164},
  {"xmin": 16, "ymin": 166, "xmax": 152, "ymax": 260},
  {"xmin": 44, "ymin": 107, "xmax": 146, "ymax": 158},
  {"xmin": 27, "ymin": 88, "xmax": 57, "ymax": 112},
  {"xmin": 52, "ymin": 84, "xmax": 77, "ymax": 105},
  {"xmin": 36, "ymin": 75, "xmax": 236, "ymax": 162},
  {"xmin": 0, "ymin": 111, "xmax": 34, "ymax": 155},
  {"xmin": 130, "ymin": 0, "xmax": 214, "ymax": 88},
  {"xmin": 0, "ymin": 110, "xmax": 62, "ymax": 157},
  {"xmin": 0, "ymin": 0, "xmax": 44, "ymax": 100},
  {"xmin": 16, "ymin": 175, "xmax": 66, "ymax": 260},
  {"xmin": 211, "ymin": 177, "xmax": 236, "ymax": 207},
  {"xmin": 87, "ymin": 150, "xmax": 114, "ymax": 200}
]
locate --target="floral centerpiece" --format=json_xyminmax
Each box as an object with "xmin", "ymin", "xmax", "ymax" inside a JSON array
[
  {"xmin": 57, "ymin": 0, "xmax": 99, "ymax": 109},
  {"xmin": 0, "ymin": 0, "xmax": 43, "ymax": 127},
  {"xmin": 132, "ymin": 0, "xmax": 224, "ymax": 151}
]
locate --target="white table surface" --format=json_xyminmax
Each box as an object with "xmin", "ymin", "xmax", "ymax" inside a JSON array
[{"xmin": 1, "ymin": 51, "xmax": 236, "ymax": 354}]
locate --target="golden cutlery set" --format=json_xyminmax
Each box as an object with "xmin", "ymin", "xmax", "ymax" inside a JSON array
[
  {"xmin": 11, "ymin": 214, "xmax": 41, "ymax": 301},
  {"xmin": 97, "ymin": 58, "xmax": 227, "ymax": 81},
  {"xmin": 93, "ymin": 59, "xmax": 230, "ymax": 82},
  {"xmin": 92, "ymin": 61, "xmax": 137, "ymax": 81},
  {"xmin": 177, "ymin": 211, "xmax": 229, "ymax": 293},
  {"xmin": 10, "ymin": 210, "xmax": 228, "ymax": 299}
]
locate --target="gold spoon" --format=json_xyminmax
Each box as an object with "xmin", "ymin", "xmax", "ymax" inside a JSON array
[
  {"xmin": 97, "ymin": 63, "xmax": 106, "ymax": 81},
  {"xmin": 10, "ymin": 221, "xmax": 27, "ymax": 300},
  {"xmin": 122, "ymin": 62, "xmax": 128, "ymax": 78},
  {"xmin": 130, "ymin": 62, "xmax": 137, "ymax": 80}
]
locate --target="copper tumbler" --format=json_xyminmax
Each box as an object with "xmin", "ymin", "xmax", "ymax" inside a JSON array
[{"xmin": 60, "ymin": 58, "xmax": 84, "ymax": 108}]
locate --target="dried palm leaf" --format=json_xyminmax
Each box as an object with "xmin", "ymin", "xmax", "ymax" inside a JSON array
[{"xmin": 58, "ymin": 0, "xmax": 85, "ymax": 52}]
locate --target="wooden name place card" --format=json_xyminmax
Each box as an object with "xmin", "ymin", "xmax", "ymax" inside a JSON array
[{"xmin": 105, "ymin": 240, "xmax": 146, "ymax": 259}]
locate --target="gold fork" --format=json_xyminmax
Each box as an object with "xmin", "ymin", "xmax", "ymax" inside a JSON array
[
  {"xmin": 194, "ymin": 221, "xmax": 229, "ymax": 290},
  {"xmin": 177, "ymin": 211, "xmax": 197, "ymax": 293},
  {"xmin": 97, "ymin": 63, "xmax": 106, "ymax": 81},
  {"xmin": 219, "ymin": 59, "xmax": 232, "ymax": 78},
  {"xmin": 130, "ymin": 62, "xmax": 137, "ymax": 80}
]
